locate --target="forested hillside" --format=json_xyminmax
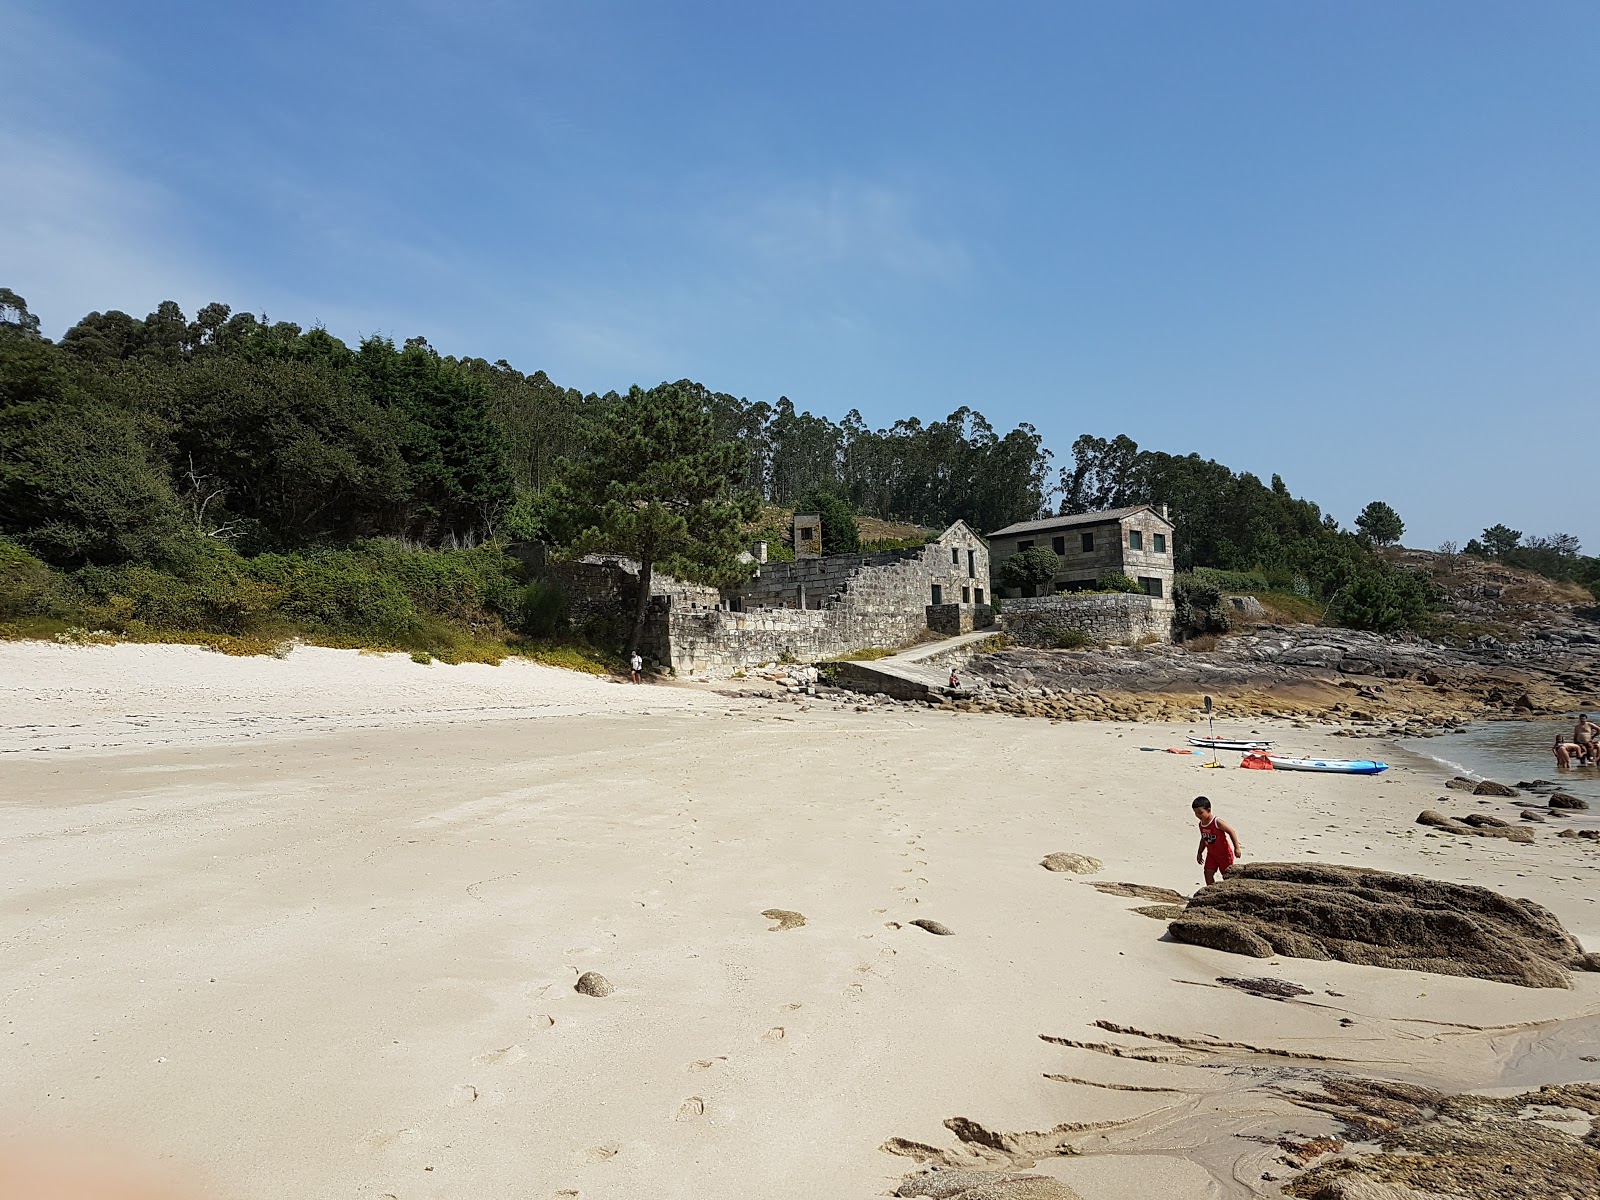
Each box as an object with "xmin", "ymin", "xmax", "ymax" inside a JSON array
[{"xmin": 5, "ymin": 287, "xmax": 1577, "ymax": 658}]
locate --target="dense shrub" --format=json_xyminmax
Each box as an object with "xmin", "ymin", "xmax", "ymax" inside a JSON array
[
  {"xmin": 999, "ymin": 546, "xmax": 1061, "ymax": 593},
  {"xmin": 511, "ymin": 579, "xmax": 568, "ymax": 637},
  {"xmin": 1096, "ymin": 572, "xmax": 1141, "ymax": 594},
  {"xmin": 1325, "ymin": 563, "xmax": 1436, "ymax": 634},
  {"xmin": 1174, "ymin": 575, "xmax": 1231, "ymax": 639}
]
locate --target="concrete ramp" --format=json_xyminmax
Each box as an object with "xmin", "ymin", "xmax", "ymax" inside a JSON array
[{"xmin": 827, "ymin": 629, "xmax": 1002, "ymax": 701}]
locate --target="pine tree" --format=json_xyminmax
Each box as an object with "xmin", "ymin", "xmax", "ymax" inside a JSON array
[{"xmin": 550, "ymin": 383, "xmax": 758, "ymax": 656}]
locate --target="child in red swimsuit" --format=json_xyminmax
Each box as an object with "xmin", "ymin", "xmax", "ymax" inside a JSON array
[{"xmin": 1192, "ymin": 796, "xmax": 1242, "ymax": 885}]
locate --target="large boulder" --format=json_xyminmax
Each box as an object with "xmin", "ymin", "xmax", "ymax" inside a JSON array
[
  {"xmin": 1549, "ymin": 792, "xmax": 1590, "ymax": 810},
  {"xmin": 1471, "ymin": 779, "xmax": 1519, "ymax": 797},
  {"xmin": 1167, "ymin": 862, "xmax": 1592, "ymax": 988}
]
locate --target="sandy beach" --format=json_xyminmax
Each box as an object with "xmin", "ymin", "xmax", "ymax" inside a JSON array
[{"xmin": 3, "ymin": 642, "xmax": 1598, "ymax": 1199}]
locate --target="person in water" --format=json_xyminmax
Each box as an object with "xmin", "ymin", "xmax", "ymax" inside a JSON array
[
  {"xmin": 1192, "ymin": 796, "xmax": 1243, "ymax": 885},
  {"xmin": 1575, "ymin": 714, "xmax": 1599, "ymax": 763}
]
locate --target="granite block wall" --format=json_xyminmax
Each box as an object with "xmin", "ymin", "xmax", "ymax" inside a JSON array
[{"xmin": 1000, "ymin": 593, "xmax": 1174, "ymax": 647}]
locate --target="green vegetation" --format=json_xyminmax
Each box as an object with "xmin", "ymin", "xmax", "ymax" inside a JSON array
[
  {"xmin": 1172, "ymin": 575, "xmax": 1231, "ymax": 639},
  {"xmin": 1097, "ymin": 572, "xmax": 1141, "ymax": 594},
  {"xmin": 543, "ymin": 381, "xmax": 758, "ymax": 655},
  {"xmin": 1052, "ymin": 628, "xmax": 1094, "ymax": 650},
  {"xmin": 795, "ymin": 487, "xmax": 860, "ymax": 554},
  {"xmin": 10, "ymin": 283, "xmax": 1578, "ymax": 665},
  {"xmin": 1460, "ymin": 525, "xmax": 1600, "ymax": 597},
  {"xmin": 998, "ymin": 546, "xmax": 1061, "ymax": 594},
  {"xmin": 1354, "ymin": 500, "xmax": 1405, "ymax": 547}
]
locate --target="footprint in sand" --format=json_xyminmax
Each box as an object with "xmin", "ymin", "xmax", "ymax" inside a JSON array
[
  {"xmin": 578, "ymin": 1143, "xmax": 620, "ymax": 1163},
  {"xmin": 449, "ymin": 1084, "xmax": 479, "ymax": 1107},
  {"xmin": 763, "ymin": 1026, "xmax": 786, "ymax": 1042},
  {"xmin": 780, "ymin": 1002, "xmax": 802, "ymax": 1011},
  {"xmin": 473, "ymin": 1044, "xmax": 527, "ymax": 1067},
  {"xmin": 675, "ymin": 1096, "xmax": 706, "ymax": 1121},
  {"xmin": 531, "ymin": 1014, "xmax": 555, "ymax": 1029},
  {"xmin": 688, "ymin": 1056, "xmax": 727, "ymax": 1072}
]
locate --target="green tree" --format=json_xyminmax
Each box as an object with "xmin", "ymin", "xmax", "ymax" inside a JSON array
[
  {"xmin": 548, "ymin": 382, "xmax": 759, "ymax": 656},
  {"xmin": 0, "ymin": 289, "xmax": 42, "ymax": 338},
  {"xmin": 1354, "ymin": 500, "xmax": 1404, "ymax": 547},
  {"xmin": 0, "ymin": 329, "xmax": 188, "ymax": 565},
  {"xmin": 1480, "ymin": 524, "xmax": 1522, "ymax": 558},
  {"xmin": 1325, "ymin": 563, "xmax": 1433, "ymax": 633},
  {"xmin": 796, "ymin": 487, "xmax": 860, "ymax": 554},
  {"xmin": 998, "ymin": 546, "xmax": 1060, "ymax": 595}
]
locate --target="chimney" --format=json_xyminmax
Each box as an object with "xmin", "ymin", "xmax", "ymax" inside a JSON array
[
  {"xmin": 1159, "ymin": 504, "xmax": 1169, "ymax": 520},
  {"xmin": 754, "ymin": 541, "xmax": 768, "ymax": 563}
]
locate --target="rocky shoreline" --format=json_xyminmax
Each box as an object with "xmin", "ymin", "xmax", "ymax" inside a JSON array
[{"xmin": 948, "ymin": 622, "xmax": 1600, "ymax": 733}]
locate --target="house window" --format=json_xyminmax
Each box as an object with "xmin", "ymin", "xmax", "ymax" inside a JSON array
[
  {"xmin": 962, "ymin": 586, "xmax": 970, "ymax": 603},
  {"xmin": 1153, "ymin": 532, "xmax": 1166, "ymax": 554},
  {"xmin": 1017, "ymin": 540, "xmax": 1033, "ymax": 551},
  {"xmin": 1051, "ymin": 536, "xmax": 1065, "ymax": 554},
  {"xmin": 1080, "ymin": 532, "xmax": 1094, "ymax": 552},
  {"xmin": 800, "ymin": 526, "xmax": 814, "ymax": 542},
  {"xmin": 967, "ymin": 549, "xmax": 976, "ymax": 578},
  {"xmin": 951, "ymin": 547, "xmax": 960, "ymax": 565},
  {"xmin": 975, "ymin": 587, "xmax": 985, "ymax": 605},
  {"xmin": 1129, "ymin": 530, "xmax": 1143, "ymax": 551},
  {"xmin": 931, "ymin": 584, "xmax": 943, "ymax": 605},
  {"xmin": 1140, "ymin": 576, "xmax": 1163, "ymax": 599}
]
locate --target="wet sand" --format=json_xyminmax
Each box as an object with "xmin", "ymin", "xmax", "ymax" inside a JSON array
[{"xmin": 2, "ymin": 643, "xmax": 1598, "ymax": 1199}]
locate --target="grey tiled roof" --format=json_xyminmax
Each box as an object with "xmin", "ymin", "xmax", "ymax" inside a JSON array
[{"xmin": 987, "ymin": 505, "xmax": 1169, "ymax": 540}]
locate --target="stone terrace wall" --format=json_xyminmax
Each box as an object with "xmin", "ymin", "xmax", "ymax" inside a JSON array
[
  {"xmin": 1001, "ymin": 593, "xmax": 1174, "ymax": 648},
  {"xmin": 740, "ymin": 548, "xmax": 926, "ymax": 609}
]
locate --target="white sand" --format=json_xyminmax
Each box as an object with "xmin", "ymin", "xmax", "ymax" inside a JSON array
[
  {"xmin": 2, "ymin": 643, "xmax": 1597, "ymax": 1199},
  {"xmin": 0, "ymin": 641, "xmax": 720, "ymax": 756}
]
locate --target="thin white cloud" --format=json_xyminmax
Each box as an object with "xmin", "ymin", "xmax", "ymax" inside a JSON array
[
  {"xmin": 0, "ymin": 129, "xmax": 232, "ymax": 335},
  {"xmin": 711, "ymin": 178, "xmax": 969, "ymax": 284}
]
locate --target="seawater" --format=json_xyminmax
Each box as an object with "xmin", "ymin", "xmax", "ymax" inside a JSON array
[{"xmin": 1399, "ymin": 720, "xmax": 1600, "ymax": 806}]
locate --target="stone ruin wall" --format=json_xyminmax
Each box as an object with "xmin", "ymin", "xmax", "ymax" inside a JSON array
[
  {"xmin": 1001, "ymin": 593, "xmax": 1174, "ymax": 647},
  {"xmin": 655, "ymin": 533, "xmax": 994, "ymax": 678},
  {"xmin": 659, "ymin": 546, "xmax": 963, "ymax": 677}
]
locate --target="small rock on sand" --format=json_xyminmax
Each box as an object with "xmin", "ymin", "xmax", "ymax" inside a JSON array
[
  {"xmin": 1216, "ymin": 975, "xmax": 1312, "ymax": 1000},
  {"xmin": 1040, "ymin": 852, "xmax": 1102, "ymax": 874},
  {"xmin": 574, "ymin": 971, "xmax": 614, "ymax": 997},
  {"xmin": 1443, "ymin": 776, "xmax": 1477, "ymax": 791},
  {"xmin": 1520, "ymin": 810, "xmax": 1546, "ymax": 822},
  {"xmin": 761, "ymin": 908, "xmax": 807, "ymax": 931},
  {"xmin": 1472, "ymin": 779, "xmax": 1519, "ymax": 797},
  {"xmin": 896, "ymin": 1167, "xmax": 1083, "ymax": 1199},
  {"xmin": 910, "ymin": 919, "xmax": 955, "ymax": 936},
  {"xmin": 1549, "ymin": 793, "xmax": 1589, "ymax": 810}
]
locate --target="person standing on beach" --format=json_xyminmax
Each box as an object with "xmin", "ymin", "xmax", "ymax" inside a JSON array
[
  {"xmin": 1192, "ymin": 796, "xmax": 1242, "ymax": 886},
  {"xmin": 630, "ymin": 651, "xmax": 643, "ymax": 683}
]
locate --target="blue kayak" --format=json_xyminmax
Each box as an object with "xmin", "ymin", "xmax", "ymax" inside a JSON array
[{"xmin": 1268, "ymin": 756, "xmax": 1389, "ymax": 775}]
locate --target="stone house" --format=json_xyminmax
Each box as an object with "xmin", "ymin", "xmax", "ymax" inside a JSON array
[
  {"xmin": 522, "ymin": 521, "xmax": 994, "ymax": 678},
  {"xmin": 988, "ymin": 505, "xmax": 1175, "ymax": 601}
]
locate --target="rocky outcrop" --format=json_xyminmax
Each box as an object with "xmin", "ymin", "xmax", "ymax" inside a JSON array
[
  {"xmin": 1166, "ymin": 862, "xmax": 1594, "ymax": 988},
  {"xmin": 896, "ymin": 1168, "xmax": 1083, "ymax": 1199},
  {"xmin": 1284, "ymin": 1077, "xmax": 1600, "ymax": 1199},
  {"xmin": 1415, "ymin": 809, "xmax": 1535, "ymax": 842},
  {"xmin": 953, "ymin": 621, "xmax": 1600, "ymax": 727}
]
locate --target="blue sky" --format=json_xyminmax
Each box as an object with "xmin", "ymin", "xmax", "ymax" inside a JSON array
[{"xmin": 4, "ymin": 1, "xmax": 1597, "ymax": 549}]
